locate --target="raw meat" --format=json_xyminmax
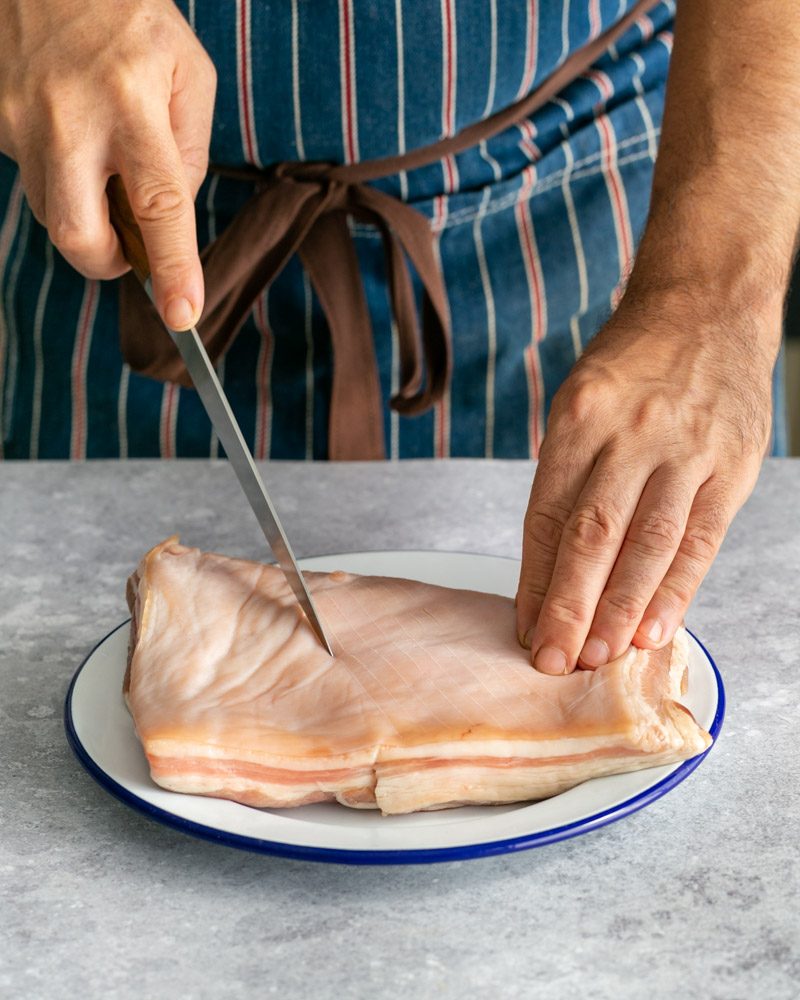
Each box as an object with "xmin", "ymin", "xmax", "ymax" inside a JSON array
[{"xmin": 124, "ymin": 538, "xmax": 711, "ymax": 815}]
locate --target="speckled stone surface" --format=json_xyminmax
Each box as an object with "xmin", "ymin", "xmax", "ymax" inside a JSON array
[{"xmin": 1, "ymin": 459, "xmax": 798, "ymax": 1000}]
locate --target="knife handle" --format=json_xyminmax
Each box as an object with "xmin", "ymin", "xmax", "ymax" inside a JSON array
[{"xmin": 106, "ymin": 175, "xmax": 152, "ymax": 286}]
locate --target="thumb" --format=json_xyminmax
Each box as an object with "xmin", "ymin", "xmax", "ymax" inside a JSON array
[{"xmin": 116, "ymin": 117, "xmax": 203, "ymax": 330}]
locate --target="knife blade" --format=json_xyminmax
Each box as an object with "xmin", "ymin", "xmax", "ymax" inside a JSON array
[{"xmin": 107, "ymin": 176, "xmax": 333, "ymax": 656}]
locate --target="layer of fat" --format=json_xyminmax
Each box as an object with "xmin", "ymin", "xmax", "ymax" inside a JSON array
[
  {"xmin": 142, "ymin": 732, "xmax": 634, "ymax": 769},
  {"xmin": 373, "ymin": 743, "xmax": 705, "ymax": 816}
]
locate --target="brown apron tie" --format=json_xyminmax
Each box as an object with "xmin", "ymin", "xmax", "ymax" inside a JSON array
[{"xmin": 119, "ymin": 0, "xmax": 658, "ymax": 460}]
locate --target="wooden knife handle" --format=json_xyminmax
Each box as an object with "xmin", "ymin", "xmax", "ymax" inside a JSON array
[{"xmin": 106, "ymin": 175, "xmax": 151, "ymax": 286}]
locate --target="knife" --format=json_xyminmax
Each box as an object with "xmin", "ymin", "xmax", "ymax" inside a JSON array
[{"xmin": 107, "ymin": 175, "xmax": 334, "ymax": 656}]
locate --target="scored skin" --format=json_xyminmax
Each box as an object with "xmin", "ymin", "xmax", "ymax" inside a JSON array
[
  {"xmin": 0, "ymin": 0, "xmax": 215, "ymax": 330},
  {"xmin": 124, "ymin": 540, "xmax": 711, "ymax": 815},
  {"xmin": 516, "ymin": 0, "xmax": 800, "ymax": 675}
]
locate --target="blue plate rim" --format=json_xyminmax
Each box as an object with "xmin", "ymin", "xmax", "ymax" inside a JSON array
[{"xmin": 64, "ymin": 552, "xmax": 725, "ymax": 866}]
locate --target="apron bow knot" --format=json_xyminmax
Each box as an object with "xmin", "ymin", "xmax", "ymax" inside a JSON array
[{"xmin": 120, "ymin": 160, "xmax": 450, "ymax": 459}]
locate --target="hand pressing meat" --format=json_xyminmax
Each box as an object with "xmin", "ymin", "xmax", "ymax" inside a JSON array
[
  {"xmin": 125, "ymin": 539, "xmax": 710, "ymax": 816},
  {"xmin": 516, "ymin": 0, "xmax": 795, "ymax": 675}
]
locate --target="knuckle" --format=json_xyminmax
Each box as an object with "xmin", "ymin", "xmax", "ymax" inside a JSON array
[
  {"xmin": 627, "ymin": 510, "xmax": 684, "ymax": 557},
  {"xmin": 598, "ymin": 589, "xmax": 644, "ymax": 627},
  {"xmin": 657, "ymin": 576, "xmax": 695, "ymax": 613},
  {"xmin": 631, "ymin": 395, "xmax": 669, "ymax": 433},
  {"xmin": 543, "ymin": 592, "xmax": 591, "ymax": 629},
  {"xmin": 524, "ymin": 500, "xmax": 572, "ymax": 553},
  {"xmin": 518, "ymin": 578, "xmax": 547, "ymax": 605},
  {"xmin": 552, "ymin": 375, "xmax": 606, "ymax": 425},
  {"xmin": 109, "ymin": 68, "xmax": 149, "ymax": 112},
  {"xmin": 129, "ymin": 179, "xmax": 189, "ymax": 223},
  {"xmin": 566, "ymin": 502, "xmax": 621, "ymax": 553},
  {"xmin": 48, "ymin": 220, "xmax": 96, "ymax": 259},
  {"xmin": 681, "ymin": 515, "xmax": 725, "ymax": 564}
]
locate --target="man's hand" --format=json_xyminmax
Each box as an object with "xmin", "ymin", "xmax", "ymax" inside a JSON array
[
  {"xmin": 516, "ymin": 289, "xmax": 776, "ymax": 674},
  {"xmin": 517, "ymin": 0, "xmax": 800, "ymax": 673},
  {"xmin": 0, "ymin": 0, "xmax": 216, "ymax": 329}
]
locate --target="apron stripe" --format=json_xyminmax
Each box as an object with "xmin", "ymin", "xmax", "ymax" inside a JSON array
[
  {"xmin": 392, "ymin": 0, "xmax": 406, "ymax": 433},
  {"xmin": 254, "ymin": 290, "xmax": 273, "ymax": 461},
  {"xmin": 432, "ymin": 195, "xmax": 451, "ymax": 459},
  {"xmin": 433, "ymin": 0, "xmax": 458, "ymax": 453},
  {"xmin": 517, "ymin": 0, "xmax": 539, "ymax": 99},
  {"xmin": 236, "ymin": 0, "xmax": 261, "ymax": 165},
  {"xmin": 518, "ymin": 120, "xmax": 542, "ymax": 162},
  {"xmin": 440, "ymin": 0, "xmax": 458, "ymax": 192},
  {"xmin": 516, "ymin": 166, "xmax": 546, "ymax": 457},
  {"xmin": 291, "ymin": 0, "xmax": 306, "ymax": 159},
  {"xmin": 473, "ymin": 188, "xmax": 497, "ymax": 458},
  {"xmin": 339, "ymin": 0, "xmax": 359, "ymax": 164},
  {"xmin": 636, "ymin": 9, "xmax": 655, "ymax": 42},
  {"xmin": 441, "ymin": 0, "xmax": 457, "ymax": 134},
  {"xmin": 560, "ymin": 0, "xmax": 572, "ymax": 63},
  {"xmin": 1, "ymin": 203, "xmax": 30, "ymax": 453},
  {"xmin": 29, "ymin": 239, "xmax": 54, "ymax": 460},
  {"xmin": 589, "ymin": 0, "xmax": 602, "ymax": 39},
  {"xmin": 552, "ymin": 95, "xmax": 575, "ymax": 122},
  {"xmin": 0, "ymin": 177, "xmax": 24, "ymax": 458},
  {"xmin": 69, "ymin": 278, "xmax": 99, "ymax": 460},
  {"xmin": 478, "ymin": 139, "xmax": 503, "ymax": 181},
  {"xmin": 656, "ymin": 29, "xmax": 674, "ymax": 54},
  {"xmin": 561, "ymin": 141, "xmax": 590, "ymax": 360},
  {"xmin": 631, "ymin": 54, "xmax": 659, "ymax": 161},
  {"xmin": 395, "ymin": 0, "xmax": 408, "ymax": 200},
  {"xmin": 482, "ymin": 0, "xmax": 498, "ymax": 118},
  {"xmin": 589, "ymin": 69, "xmax": 634, "ymax": 302}
]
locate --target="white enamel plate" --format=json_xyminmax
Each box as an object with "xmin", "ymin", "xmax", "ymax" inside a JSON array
[{"xmin": 65, "ymin": 550, "xmax": 724, "ymax": 864}]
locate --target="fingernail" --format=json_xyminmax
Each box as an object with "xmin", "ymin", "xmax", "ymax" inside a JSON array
[
  {"xmin": 519, "ymin": 626, "xmax": 536, "ymax": 650},
  {"xmin": 640, "ymin": 618, "xmax": 663, "ymax": 643},
  {"xmin": 534, "ymin": 646, "xmax": 568, "ymax": 675},
  {"xmin": 165, "ymin": 296, "xmax": 196, "ymax": 330},
  {"xmin": 579, "ymin": 636, "xmax": 609, "ymax": 668}
]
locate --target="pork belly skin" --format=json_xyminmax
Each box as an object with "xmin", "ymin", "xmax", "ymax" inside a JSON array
[{"xmin": 125, "ymin": 539, "xmax": 711, "ymax": 815}]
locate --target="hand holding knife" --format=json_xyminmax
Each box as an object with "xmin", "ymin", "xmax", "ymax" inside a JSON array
[{"xmin": 107, "ymin": 175, "xmax": 334, "ymax": 656}]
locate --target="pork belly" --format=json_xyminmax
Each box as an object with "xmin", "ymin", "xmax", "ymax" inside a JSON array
[{"xmin": 124, "ymin": 538, "xmax": 711, "ymax": 815}]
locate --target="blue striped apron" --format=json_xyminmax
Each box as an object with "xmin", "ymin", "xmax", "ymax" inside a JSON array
[{"xmin": 0, "ymin": 0, "xmax": 785, "ymax": 459}]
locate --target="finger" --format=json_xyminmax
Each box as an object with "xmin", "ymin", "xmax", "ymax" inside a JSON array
[
  {"xmin": 528, "ymin": 450, "xmax": 652, "ymax": 674},
  {"xmin": 516, "ymin": 430, "xmax": 596, "ymax": 648},
  {"xmin": 45, "ymin": 145, "xmax": 128, "ymax": 279},
  {"xmin": 115, "ymin": 112, "xmax": 203, "ymax": 330},
  {"xmin": 577, "ymin": 462, "xmax": 699, "ymax": 668},
  {"xmin": 633, "ymin": 477, "xmax": 732, "ymax": 650},
  {"xmin": 169, "ymin": 53, "xmax": 216, "ymax": 197}
]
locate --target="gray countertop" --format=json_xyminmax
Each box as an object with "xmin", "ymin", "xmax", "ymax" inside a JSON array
[{"xmin": 1, "ymin": 459, "xmax": 798, "ymax": 1000}]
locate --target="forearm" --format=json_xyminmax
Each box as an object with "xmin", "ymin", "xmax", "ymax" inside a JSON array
[{"xmin": 628, "ymin": 0, "xmax": 800, "ymax": 348}]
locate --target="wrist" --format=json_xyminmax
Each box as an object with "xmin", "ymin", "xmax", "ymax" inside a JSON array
[
  {"xmin": 611, "ymin": 275, "xmax": 783, "ymax": 379},
  {"xmin": 629, "ymin": 175, "xmax": 796, "ymax": 333},
  {"xmin": 625, "ymin": 230, "xmax": 788, "ymax": 358}
]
